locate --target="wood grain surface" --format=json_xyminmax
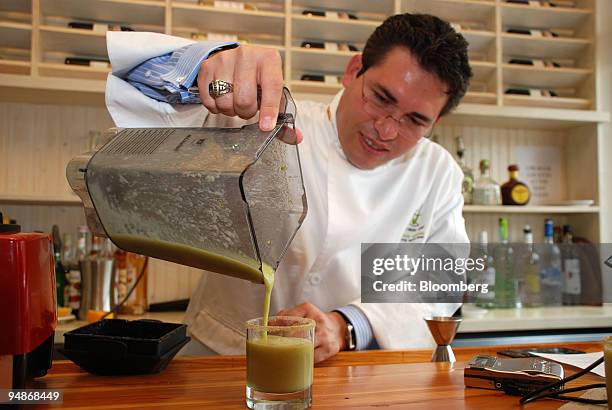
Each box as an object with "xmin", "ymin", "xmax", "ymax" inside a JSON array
[{"xmin": 28, "ymin": 342, "xmax": 605, "ymax": 409}]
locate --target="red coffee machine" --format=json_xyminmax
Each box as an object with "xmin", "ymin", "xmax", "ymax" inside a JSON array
[{"xmin": 0, "ymin": 213, "xmax": 56, "ymax": 390}]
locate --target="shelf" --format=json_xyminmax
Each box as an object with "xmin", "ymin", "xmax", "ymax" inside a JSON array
[
  {"xmin": 443, "ymin": 103, "xmax": 608, "ymax": 129},
  {"xmin": 461, "ymin": 30, "xmax": 496, "ymax": 56},
  {"xmin": 172, "ymin": 28, "xmax": 284, "ymax": 50},
  {"xmin": 0, "ymin": 59, "xmax": 30, "ymax": 75},
  {"xmin": 502, "ymin": 33, "xmax": 590, "ymax": 60},
  {"xmin": 172, "ymin": 3, "xmax": 284, "ymax": 36},
  {"xmin": 39, "ymin": 62, "xmax": 110, "ymax": 80},
  {"xmin": 503, "ymin": 94, "xmax": 591, "ymax": 110},
  {"xmin": 459, "ymin": 306, "xmax": 612, "ymax": 333},
  {"xmin": 40, "ymin": 0, "xmax": 165, "ymax": 26},
  {"xmin": 471, "ymin": 60, "xmax": 496, "ymax": 80},
  {"xmin": 405, "ymin": 0, "xmax": 495, "ymax": 31},
  {"xmin": 293, "ymin": 0, "xmax": 393, "ymax": 14},
  {"xmin": 503, "ymin": 64, "xmax": 592, "ymax": 89},
  {"xmin": 0, "ymin": 22, "xmax": 31, "ymax": 49},
  {"xmin": 0, "ymin": 72, "xmax": 106, "ymax": 105},
  {"xmin": 290, "ymin": 79, "xmax": 342, "ymax": 94},
  {"xmin": 0, "ymin": 193, "xmax": 82, "ymax": 206},
  {"xmin": 291, "ymin": 47, "xmax": 355, "ymax": 73},
  {"xmin": 462, "ymin": 91, "xmax": 496, "ymax": 105},
  {"xmin": 40, "ymin": 25, "xmax": 108, "ymax": 57},
  {"xmin": 501, "ymin": 3, "xmax": 592, "ymax": 30},
  {"xmin": 463, "ymin": 205, "xmax": 599, "ymax": 214},
  {"xmin": 292, "ymin": 14, "xmax": 380, "ymax": 43}
]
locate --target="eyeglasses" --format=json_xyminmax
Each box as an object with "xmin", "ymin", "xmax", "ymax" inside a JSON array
[{"xmin": 360, "ymin": 73, "xmax": 432, "ymax": 140}]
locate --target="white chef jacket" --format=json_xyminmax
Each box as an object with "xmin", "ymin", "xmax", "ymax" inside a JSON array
[{"xmin": 105, "ymin": 32, "xmax": 468, "ymax": 354}]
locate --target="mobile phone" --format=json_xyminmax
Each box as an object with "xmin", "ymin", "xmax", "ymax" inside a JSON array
[
  {"xmin": 498, "ymin": 347, "xmax": 585, "ymax": 358},
  {"xmin": 465, "ymin": 355, "xmax": 564, "ymax": 396}
]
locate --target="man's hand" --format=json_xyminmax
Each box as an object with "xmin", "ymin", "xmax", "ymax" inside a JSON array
[
  {"xmin": 197, "ymin": 44, "xmax": 302, "ymax": 144},
  {"xmin": 277, "ymin": 302, "xmax": 348, "ymax": 363}
]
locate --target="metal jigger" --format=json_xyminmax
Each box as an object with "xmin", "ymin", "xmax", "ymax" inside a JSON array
[{"xmin": 424, "ymin": 316, "xmax": 462, "ymax": 362}]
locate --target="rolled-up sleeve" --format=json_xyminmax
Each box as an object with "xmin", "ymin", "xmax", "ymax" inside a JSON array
[
  {"xmin": 335, "ymin": 305, "xmax": 379, "ymax": 350},
  {"xmin": 125, "ymin": 41, "xmax": 238, "ymax": 104}
]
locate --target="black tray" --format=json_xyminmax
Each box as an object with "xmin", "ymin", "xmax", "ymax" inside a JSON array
[
  {"xmin": 64, "ymin": 319, "xmax": 187, "ymax": 356},
  {"xmin": 60, "ymin": 337, "xmax": 189, "ymax": 376}
]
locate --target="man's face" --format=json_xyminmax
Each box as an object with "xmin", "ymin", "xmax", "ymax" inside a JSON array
[{"xmin": 336, "ymin": 47, "xmax": 449, "ymax": 170}]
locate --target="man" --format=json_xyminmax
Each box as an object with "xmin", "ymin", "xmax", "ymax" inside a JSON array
[{"xmin": 105, "ymin": 13, "xmax": 472, "ymax": 362}]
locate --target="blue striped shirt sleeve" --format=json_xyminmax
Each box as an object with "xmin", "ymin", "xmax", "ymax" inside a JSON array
[
  {"xmin": 335, "ymin": 305, "xmax": 379, "ymax": 350},
  {"xmin": 124, "ymin": 40, "xmax": 238, "ymax": 104}
]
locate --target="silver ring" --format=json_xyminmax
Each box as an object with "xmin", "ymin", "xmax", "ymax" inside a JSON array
[{"xmin": 208, "ymin": 80, "xmax": 234, "ymax": 99}]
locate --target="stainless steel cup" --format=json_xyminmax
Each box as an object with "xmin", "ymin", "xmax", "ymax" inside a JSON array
[{"xmin": 78, "ymin": 258, "xmax": 115, "ymax": 320}]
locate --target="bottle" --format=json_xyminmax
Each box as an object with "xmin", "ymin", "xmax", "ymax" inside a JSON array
[
  {"xmin": 52, "ymin": 225, "xmax": 67, "ymax": 307},
  {"xmin": 455, "ymin": 136, "xmax": 474, "ymax": 205},
  {"xmin": 475, "ymin": 231, "xmax": 496, "ymax": 309},
  {"xmin": 118, "ymin": 252, "xmax": 148, "ymax": 315},
  {"xmin": 521, "ymin": 225, "xmax": 542, "ymax": 307},
  {"xmin": 61, "ymin": 233, "xmax": 74, "ymax": 307},
  {"xmin": 561, "ymin": 225, "xmax": 581, "ymax": 305},
  {"xmin": 67, "ymin": 225, "xmax": 90, "ymax": 316},
  {"xmin": 493, "ymin": 217, "xmax": 518, "ymax": 308},
  {"xmin": 553, "ymin": 225, "xmax": 563, "ymax": 245},
  {"xmin": 91, "ymin": 236, "xmax": 103, "ymax": 256},
  {"xmin": 501, "ymin": 164, "xmax": 530, "ymax": 205},
  {"xmin": 539, "ymin": 218, "xmax": 562, "ymax": 306},
  {"xmin": 114, "ymin": 247, "xmax": 128, "ymax": 307},
  {"xmin": 472, "ymin": 159, "xmax": 502, "ymax": 205},
  {"xmin": 61, "ymin": 233, "xmax": 75, "ymax": 266}
]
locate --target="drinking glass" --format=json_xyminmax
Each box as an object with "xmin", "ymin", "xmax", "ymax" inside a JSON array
[{"xmin": 245, "ymin": 316, "xmax": 315, "ymax": 409}]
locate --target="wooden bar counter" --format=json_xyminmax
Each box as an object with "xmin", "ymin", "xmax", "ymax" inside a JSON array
[{"xmin": 32, "ymin": 342, "xmax": 604, "ymax": 409}]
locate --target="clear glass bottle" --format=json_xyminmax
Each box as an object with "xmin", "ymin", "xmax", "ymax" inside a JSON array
[
  {"xmin": 472, "ymin": 159, "xmax": 502, "ymax": 205},
  {"xmin": 66, "ymin": 225, "xmax": 90, "ymax": 315},
  {"xmin": 521, "ymin": 225, "xmax": 542, "ymax": 307},
  {"xmin": 561, "ymin": 225, "xmax": 581, "ymax": 305},
  {"xmin": 539, "ymin": 218, "xmax": 562, "ymax": 306},
  {"xmin": 455, "ymin": 136, "xmax": 474, "ymax": 205},
  {"xmin": 493, "ymin": 217, "xmax": 518, "ymax": 308},
  {"xmin": 91, "ymin": 236, "xmax": 103, "ymax": 256},
  {"xmin": 76, "ymin": 225, "xmax": 91, "ymax": 260},
  {"xmin": 114, "ymin": 247, "xmax": 128, "ymax": 307},
  {"xmin": 475, "ymin": 230, "xmax": 496, "ymax": 308}
]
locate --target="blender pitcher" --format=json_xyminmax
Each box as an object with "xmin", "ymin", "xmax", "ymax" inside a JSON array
[{"xmin": 67, "ymin": 88, "xmax": 307, "ymax": 283}]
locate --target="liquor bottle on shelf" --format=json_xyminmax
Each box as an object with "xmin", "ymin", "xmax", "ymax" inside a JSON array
[
  {"xmin": 521, "ymin": 225, "xmax": 542, "ymax": 307},
  {"xmin": 91, "ymin": 236, "xmax": 103, "ymax": 256},
  {"xmin": 475, "ymin": 230, "xmax": 496, "ymax": 309},
  {"xmin": 472, "ymin": 159, "xmax": 501, "ymax": 205},
  {"xmin": 455, "ymin": 136, "xmax": 474, "ymax": 205},
  {"xmin": 561, "ymin": 225, "xmax": 582, "ymax": 305},
  {"xmin": 61, "ymin": 233, "xmax": 74, "ymax": 307},
  {"xmin": 67, "ymin": 225, "xmax": 90, "ymax": 317},
  {"xmin": 493, "ymin": 217, "xmax": 518, "ymax": 308},
  {"xmin": 114, "ymin": 247, "xmax": 128, "ymax": 307},
  {"xmin": 51, "ymin": 225, "xmax": 67, "ymax": 308},
  {"xmin": 553, "ymin": 225, "xmax": 563, "ymax": 245},
  {"xmin": 501, "ymin": 164, "xmax": 530, "ymax": 205},
  {"xmin": 117, "ymin": 252, "xmax": 148, "ymax": 315},
  {"xmin": 539, "ymin": 218, "xmax": 563, "ymax": 306},
  {"xmin": 61, "ymin": 234, "xmax": 74, "ymax": 265}
]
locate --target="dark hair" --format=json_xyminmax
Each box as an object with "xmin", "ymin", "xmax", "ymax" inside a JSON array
[{"xmin": 359, "ymin": 13, "xmax": 472, "ymax": 117}]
